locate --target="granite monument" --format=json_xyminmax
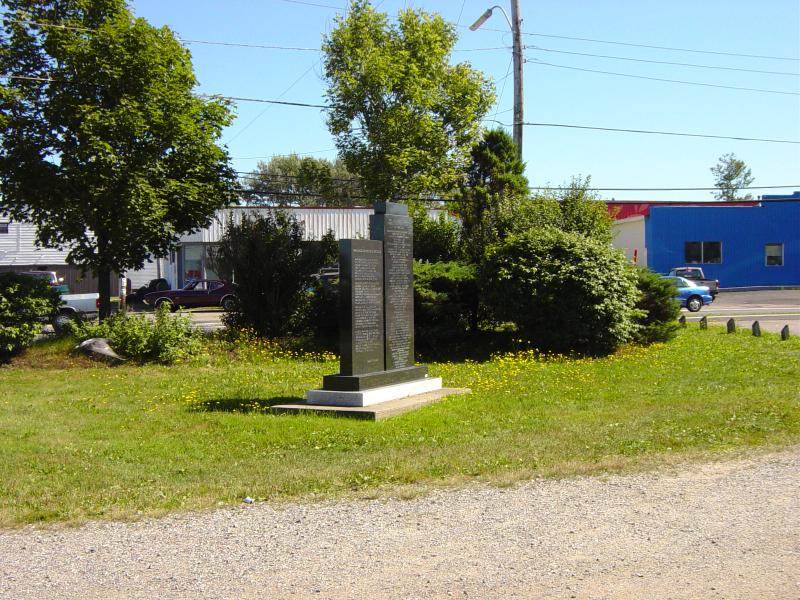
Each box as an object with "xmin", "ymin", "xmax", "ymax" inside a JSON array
[{"xmin": 306, "ymin": 201, "xmax": 441, "ymax": 407}]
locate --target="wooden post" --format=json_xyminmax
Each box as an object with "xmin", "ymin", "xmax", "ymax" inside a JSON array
[
  {"xmin": 751, "ymin": 321, "xmax": 761, "ymax": 337},
  {"xmin": 727, "ymin": 318, "xmax": 736, "ymax": 333},
  {"xmin": 678, "ymin": 315, "xmax": 686, "ymax": 327},
  {"xmin": 781, "ymin": 325, "xmax": 790, "ymax": 340},
  {"xmin": 700, "ymin": 316, "xmax": 708, "ymax": 330}
]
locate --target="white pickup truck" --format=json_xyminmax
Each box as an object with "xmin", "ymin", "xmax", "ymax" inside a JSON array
[
  {"xmin": 20, "ymin": 271, "xmax": 99, "ymax": 330},
  {"xmin": 55, "ymin": 293, "xmax": 99, "ymax": 329}
]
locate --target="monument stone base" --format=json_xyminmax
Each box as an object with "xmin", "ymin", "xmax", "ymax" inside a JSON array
[
  {"xmin": 323, "ymin": 365, "xmax": 428, "ymax": 391},
  {"xmin": 272, "ymin": 387, "xmax": 470, "ymax": 421},
  {"xmin": 306, "ymin": 375, "xmax": 442, "ymax": 407}
]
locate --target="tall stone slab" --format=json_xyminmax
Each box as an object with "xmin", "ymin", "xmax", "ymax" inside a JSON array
[
  {"xmin": 337, "ymin": 239, "xmax": 385, "ymax": 376},
  {"xmin": 315, "ymin": 201, "xmax": 429, "ymax": 398},
  {"xmin": 370, "ymin": 202, "xmax": 415, "ymax": 371}
]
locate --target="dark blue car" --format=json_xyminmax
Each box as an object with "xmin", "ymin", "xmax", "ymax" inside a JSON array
[{"xmin": 662, "ymin": 276, "xmax": 714, "ymax": 312}]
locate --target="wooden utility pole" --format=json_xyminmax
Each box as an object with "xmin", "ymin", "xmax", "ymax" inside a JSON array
[
  {"xmin": 510, "ymin": 0, "xmax": 523, "ymax": 159},
  {"xmin": 469, "ymin": 2, "xmax": 524, "ymax": 159}
]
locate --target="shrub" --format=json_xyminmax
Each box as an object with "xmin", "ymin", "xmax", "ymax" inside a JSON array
[
  {"xmin": 302, "ymin": 275, "xmax": 340, "ymax": 349},
  {"xmin": 0, "ymin": 273, "xmax": 61, "ymax": 361},
  {"xmin": 209, "ymin": 213, "xmax": 336, "ymax": 337},
  {"xmin": 632, "ymin": 267, "xmax": 681, "ymax": 344},
  {"xmin": 484, "ymin": 228, "xmax": 642, "ymax": 356},
  {"xmin": 67, "ymin": 302, "xmax": 202, "ymax": 363},
  {"xmin": 413, "ymin": 261, "xmax": 478, "ymax": 352},
  {"xmin": 410, "ymin": 204, "xmax": 462, "ymax": 262}
]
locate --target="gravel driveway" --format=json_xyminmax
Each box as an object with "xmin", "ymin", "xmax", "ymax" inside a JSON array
[{"xmin": 1, "ymin": 448, "xmax": 798, "ymax": 599}]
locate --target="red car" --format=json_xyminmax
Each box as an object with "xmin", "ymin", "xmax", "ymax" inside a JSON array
[{"xmin": 142, "ymin": 279, "xmax": 237, "ymax": 311}]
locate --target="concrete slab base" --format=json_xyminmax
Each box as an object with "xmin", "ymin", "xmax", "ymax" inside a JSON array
[
  {"xmin": 306, "ymin": 376, "xmax": 443, "ymax": 407},
  {"xmin": 271, "ymin": 387, "xmax": 471, "ymax": 421}
]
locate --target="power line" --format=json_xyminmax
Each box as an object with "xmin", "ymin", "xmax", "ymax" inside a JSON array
[
  {"xmin": 491, "ymin": 57, "xmax": 514, "ymax": 122},
  {"xmin": 277, "ymin": 0, "xmax": 344, "ymax": 9},
  {"xmin": 526, "ymin": 59, "xmax": 800, "ymax": 96},
  {"xmin": 526, "ymin": 45, "xmax": 800, "ymax": 77},
  {"xmin": 0, "ymin": 15, "xmax": 90, "ymax": 31},
  {"xmin": 198, "ymin": 94, "xmax": 328, "ymax": 108},
  {"xmin": 8, "ymin": 11, "xmax": 797, "ymax": 65},
  {"xmin": 1, "ymin": 14, "xmax": 509, "ymax": 53},
  {"xmin": 181, "ymin": 39, "xmax": 319, "ymax": 51},
  {"xmin": 466, "ymin": 25, "xmax": 800, "ymax": 62},
  {"xmin": 225, "ymin": 62, "xmax": 320, "ymax": 144},
  {"xmin": 236, "ymin": 172, "xmax": 800, "ymax": 192},
  {"xmin": 8, "ymin": 77, "xmax": 798, "ymax": 144},
  {"xmin": 484, "ymin": 119, "xmax": 800, "ymax": 144},
  {"xmin": 530, "ymin": 185, "xmax": 800, "ymax": 192},
  {"xmin": 231, "ymin": 148, "xmax": 337, "ymax": 160},
  {"xmin": 236, "ymin": 171, "xmax": 358, "ymax": 183}
]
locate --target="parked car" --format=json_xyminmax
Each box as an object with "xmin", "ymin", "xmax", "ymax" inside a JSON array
[
  {"xmin": 662, "ymin": 276, "xmax": 714, "ymax": 312},
  {"xmin": 125, "ymin": 278, "xmax": 170, "ymax": 306},
  {"xmin": 142, "ymin": 279, "xmax": 237, "ymax": 311},
  {"xmin": 667, "ymin": 267, "xmax": 719, "ymax": 297}
]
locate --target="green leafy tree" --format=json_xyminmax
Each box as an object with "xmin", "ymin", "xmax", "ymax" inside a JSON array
[
  {"xmin": 454, "ymin": 128, "xmax": 528, "ymax": 263},
  {"xmin": 242, "ymin": 154, "xmax": 362, "ymax": 207},
  {"xmin": 710, "ymin": 153, "xmax": 754, "ymax": 201},
  {"xmin": 0, "ymin": 1, "xmax": 236, "ymax": 318},
  {"xmin": 322, "ymin": 0, "xmax": 494, "ymax": 200},
  {"xmin": 516, "ymin": 177, "xmax": 613, "ymax": 243},
  {"xmin": 409, "ymin": 203, "xmax": 461, "ymax": 262}
]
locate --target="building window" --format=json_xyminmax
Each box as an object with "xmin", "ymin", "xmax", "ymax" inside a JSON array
[
  {"xmin": 0, "ymin": 222, "xmax": 8, "ymax": 234},
  {"xmin": 765, "ymin": 243, "xmax": 784, "ymax": 266},
  {"xmin": 684, "ymin": 241, "xmax": 721, "ymax": 264}
]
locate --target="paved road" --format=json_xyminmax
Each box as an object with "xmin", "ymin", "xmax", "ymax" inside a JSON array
[
  {"xmin": 181, "ymin": 290, "xmax": 800, "ymax": 336},
  {"xmin": 1, "ymin": 449, "xmax": 798, "ymax": 599},
  {"xmin": 684, "ymin": 290, "xmax": 800, "ymax": 334},
  {"xmin": 184, "ymin": 309, "xmax": 225, "ymax": 332}
]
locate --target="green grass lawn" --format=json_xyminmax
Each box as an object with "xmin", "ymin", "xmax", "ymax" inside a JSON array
[{"xmin": 1, "ymin": 327, "xmax": 798, "ymax": 527}]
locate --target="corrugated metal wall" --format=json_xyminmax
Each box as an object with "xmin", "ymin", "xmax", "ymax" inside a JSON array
[
  {"xmin": 203, "ymin": 207, "xmax": 375, "ymax": 242},
  {"xmin": 646, "ymin": 200, "xmax": 800, "ymax": 287},
  {"xmin": 2, "ymin": 206, "xmax": 449, "ymax": 291}
]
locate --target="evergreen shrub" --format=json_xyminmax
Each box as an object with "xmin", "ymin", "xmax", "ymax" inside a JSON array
[
  {"xmin": 413, "ymin": 261, "xmax": 478, "ymax": 352},
  {"xmin": 632, "ymin": 267, "xmax": 681, "ymax": 344}
]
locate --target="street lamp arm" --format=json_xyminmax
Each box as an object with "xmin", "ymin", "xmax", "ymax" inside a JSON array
[{"xmin": 469, "ymin": 5, "xmax": 513, "ymax": 31}]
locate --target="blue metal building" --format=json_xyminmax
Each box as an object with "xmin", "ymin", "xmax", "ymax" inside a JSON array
[{"xmin": 645, "ymin": 197, "xmax": 800, "ymax": 288}]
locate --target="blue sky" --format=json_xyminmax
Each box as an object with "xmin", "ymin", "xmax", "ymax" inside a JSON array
[{"xmin": 131, "ymin": 0, "xmax": 800, "ymax": 201}]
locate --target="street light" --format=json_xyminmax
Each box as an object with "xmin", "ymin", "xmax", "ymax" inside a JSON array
[
  {"xmin": 468, "ymin": 2, "xmax": 524, "ymax": 159},
  {"xmin": 469, "ymin": 6, "xmax": 511, "ymax": 31}
]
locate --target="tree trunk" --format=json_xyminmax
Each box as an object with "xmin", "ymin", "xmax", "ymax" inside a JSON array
[{"xmin": 97, "ymin": 263, "xmax": 112, "ymax": 321}]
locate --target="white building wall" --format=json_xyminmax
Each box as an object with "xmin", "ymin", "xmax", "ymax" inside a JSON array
[
  {"xmin": 612, "ymin": 216, "xmax": 647, "ymax": 266},
  {"xmin": 201, "ymin": 207, "xmax": 375, "ymax": 242},
  {"xmin": 1, "ymin": 206, "xmax": 448, "ymax": 288},
  {"xmin": 0, "ymin": 220, "xmax": 72, "ymax": 265}
]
